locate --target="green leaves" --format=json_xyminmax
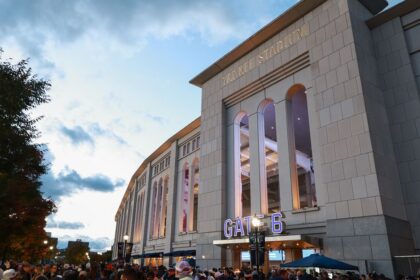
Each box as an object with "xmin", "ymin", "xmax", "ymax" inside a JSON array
[{"xmin": 0, "ymin": 48, "xmax": 56, "ymax": 262}]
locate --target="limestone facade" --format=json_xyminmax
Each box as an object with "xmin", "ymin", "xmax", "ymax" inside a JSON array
[{"xmin": 113, "ymin": 0, "xmax": 420, "ymax": 277}]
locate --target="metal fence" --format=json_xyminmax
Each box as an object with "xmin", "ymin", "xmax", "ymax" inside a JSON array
[{"xmin": 394, "ymin": 255, "xmax": 420, "ymax": 277}]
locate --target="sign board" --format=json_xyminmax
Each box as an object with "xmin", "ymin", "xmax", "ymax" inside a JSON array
[
  {"xmin": 223, "ymin": 212, "xmax": 285, "ymax": 239},
  {"xmin": 117, "ymin": 242, "xmax": 124, "ymax": 260},
  {"xmin": 125, "ymin": 242, "xmax": 133, "ymax": 263}
]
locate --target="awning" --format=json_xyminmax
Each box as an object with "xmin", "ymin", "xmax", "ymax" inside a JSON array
[
  {"xmin": 164, "ymin": 250, "xmax": 196, "ymax": 257},
  {"xmin": 282, "ymin": 253, "xmax": 358, "ymax": 271},
  {"xmin": 212, "ymin": 234, "xmax": 321, "ymax": 249},
  {"xmin": 132, "ymin": 252, "xmax": 164, "ymax": 258}
]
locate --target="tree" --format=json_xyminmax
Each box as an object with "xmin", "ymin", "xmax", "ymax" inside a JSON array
[
  {"xmin": 65, "ymin": 240, "xmax": 90, "ymax": 265},
  {"xmin": 0, "ymin": 49, "xmax": 56, "ymax": 262}
]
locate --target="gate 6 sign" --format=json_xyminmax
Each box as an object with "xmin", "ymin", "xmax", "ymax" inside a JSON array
[{"xmin": 223, "ymin": 212, "xmax": 285, "ymax": 238}]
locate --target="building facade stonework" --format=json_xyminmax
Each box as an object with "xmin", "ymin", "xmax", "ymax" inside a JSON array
[{"xmin": 113, "ymin": 0, "xmax": 420, "ymax": 277}]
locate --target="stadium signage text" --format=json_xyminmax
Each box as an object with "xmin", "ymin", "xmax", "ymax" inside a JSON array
[
  {"xmin": 221, "ymin": 23, "xmax": 309, "ymax": 86},
  {"xmin": 223, "ymin": 212, "xmax": 285, "ymax": 238}
]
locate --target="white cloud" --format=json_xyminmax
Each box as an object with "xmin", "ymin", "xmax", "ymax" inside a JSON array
[{"xmin": 1, "ymin": 0, "xmax": 304, "ymax": 249}]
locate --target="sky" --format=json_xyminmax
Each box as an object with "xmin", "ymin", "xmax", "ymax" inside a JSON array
[{"xmin": 0, "ymin": 0, "xmax": 402, "ymax": 252}]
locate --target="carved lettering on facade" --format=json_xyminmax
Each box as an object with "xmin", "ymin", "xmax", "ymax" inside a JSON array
[{"xmin": 221, "ymin": 24, "xmax": 309, "ymax": 86}]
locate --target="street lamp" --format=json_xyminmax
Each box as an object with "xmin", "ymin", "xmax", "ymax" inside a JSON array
[
  {"xmin": 42, "ymin": 240, "xmax": 48, "ymax": 264},
  {"xmin": 123, "ymin": 234, "xmax": 129, "ymax": 264},
  {"xmin": 251, "ymin": 216, "xmax": 261, "ymax": 280}
]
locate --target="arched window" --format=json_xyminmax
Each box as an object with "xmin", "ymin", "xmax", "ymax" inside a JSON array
[
  {"xmin": 139, "ymin": 192, "xmax": 144, "ymax": 242},
  {"xmin": 154, "ymin": 178, "xmax": 163, "ymax": 238},
  {"xmin": 160, "ymin": 176, "xmax": 169, "ymax": 237},
  {"xmin": 134, "ymin": 193, "xmax": 142, "ymax": 242},
  {"xmin": 190, "ymin": 159, "xmax": 199, "ymax": 231},
  {"xmin": 288, "ymin": 85, "xmax": 317, "ymax": 209},
  {"xmin": 235, "ymin": 113, "xmax": 251, "ymax": 217},
  {"xmin": 260, "ymin": 100, "xmax": 280, "ymax": 213},
  {"xmin": 180, "ymin": 163, "xmax": 189, "ymax": 233},
  {"xmin": 150, "ymin": 182, "xmax": 157, "ymax": 239}
]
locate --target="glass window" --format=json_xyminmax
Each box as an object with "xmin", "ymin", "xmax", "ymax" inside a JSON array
[
  {"xmin": 154, "ymin": 179, "xmax": 163, "ymax": 238},
  {"xmin": 183, "ymin": 145, "xmax": 186, "ymax": 156},
  {"xmin": 262, "ymin": 101, "xmax": 280, "ymax": 214},
  {"xmin": 197, "ymin": 136, "xmax": 200, "ymax": 148},
  {"xmin": 139, "ymin": 193, "xmax": 144, "ymax": 241},
  {"xmin": 290, "ymin": 88, "xmax": 317, "ymax": 209},
  {"xmin": 192, "ymin": 139, "xmax": 196, "ymax": 150},
  {"xmin": 192, "ymin": 162, "xmax": 199, "ymax": 231},
  {"xmin": 160, "ymin": 177, "xmax": 169, "ymax": 237},
  {"xmin": 135, "ymin": 192, "xmax": 144, "ymax": 242},
  {"xmin": 180, "ymin": 164, "xmax": 189, "ymax": 233},
  {"xmin": 150, "ymin": 183, "xmax": 157, "ymax": 239},
  {"xmin": 187, "ymin": 143, "xmax": 190, "ymax": 154}
]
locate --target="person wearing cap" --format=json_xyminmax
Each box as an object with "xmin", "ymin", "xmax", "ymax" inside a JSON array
[
  {"xmin": 2, "ymin": 269, "xmax": 18, "ymax": 280},
  {"xmin": 164, "ymin": 267, "xmax": 176, "ymax": 280},
  {"xmin": 175, "ymin": 261, "xmax": 193, "ymax": 280},
  {"xmin": 32, "ymin": 264, "xmax": 48, "ymax": 280},
  {"xmin": 20, "ymin": 262, "xmax": 32, "ymax": 280}
]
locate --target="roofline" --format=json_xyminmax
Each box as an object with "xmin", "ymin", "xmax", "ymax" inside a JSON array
[
  {"xmin": 189, "ymin": 0, "xmax": 328, "ymax": 87},
  {"xmin": 367, "ymin": 0, "xmax": 420, "ymax": 29},
  {"xmin": 115, "ymin": 117, "xmax": 201, "ymax": 220},
  {"xmin": 189, "ymin": 0, "xmax": 390, "ymax": 88}
]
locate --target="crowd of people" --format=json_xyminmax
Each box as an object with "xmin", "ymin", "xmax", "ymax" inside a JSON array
[{"xmin": 0, "ymin": 260, "xmax": 419, "ymax": 280}]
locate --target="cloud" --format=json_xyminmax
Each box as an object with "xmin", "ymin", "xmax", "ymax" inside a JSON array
[
  {"xmin": 0, "ymin": 0, "xmax": 299, "ymax": 68},
  {"xmin": 46, "ymin": 218, "xmax": 85, "ymax": 230},
  {"xmin": 59, "ymin": 125, "xmax": 94, "ymax": 146},
  {"xmin": 41, "ymin": 167, "xmax": 125, "ymax": 201},
  {"xmin": 56, "ymin": 235, "xmax": 112, "ymax": 252},
  {"xmin": 88, "ymin": 123, "xmax": 128, "ymax": 146},
  {"xmin": 145, "ymin": 113, "xmax": 166, "ymax": 124}
]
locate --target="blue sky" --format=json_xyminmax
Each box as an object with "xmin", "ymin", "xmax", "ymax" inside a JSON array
[{"xmin": 1, "ymin": 0, "xmax": 403, "ymax": 251}]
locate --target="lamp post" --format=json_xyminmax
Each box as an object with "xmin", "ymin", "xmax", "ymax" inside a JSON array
[
  {"xmin": 252, "ymin": 216, "xmax": 261, "ymax": 280},
  {"xmin": 42, "ymin": 240, "xmax": 48, "ymax": 264},
  {"xmin": 49, "ymin": 246, "xmax": 54, "ymax": 264},
  {"xmin": 123, "ymin": 234, "xmax": 129, "ymax": 265}
]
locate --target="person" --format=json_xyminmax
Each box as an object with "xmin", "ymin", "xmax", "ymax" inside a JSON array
[
  {"xmin": 2, "ymin": 269, "xmax": 18, "ymax": 280},
  {"xmin": 62, "ymin": 270, "xmax": 77, "ymax": 280},
  {"xmin": 45, "ymin": 265, "xmax": 59, "ymax": 280},
  {"xmin": 296, "ymin": 270, "xmax": 313, "ymax": 280},
  {"xmin": 146, "ymin": 270, "xmax": 155, "ymax": 280},
  {"xmin": 33, "ymin": 265, "xmax": 48, "ymax": 280},
  {"xmin": 121, "ymin": 269, "xmax": 138, "ymax": 280},
  {"xmin": 20, "ymin": 262, "xmax": 32, "ymax": 280},
  {"xmin": 164, "ymin": 267, "xmax": 176, "ymax": 280},
  {"xmin": 175, "ymin": 261, "xmax": 193, "ymax": 280}
]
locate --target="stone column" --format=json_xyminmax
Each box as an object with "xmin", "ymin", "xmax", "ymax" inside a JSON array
[
  {"xmin": 232, "ymin": 248, "xmax": 241, "ymax": 270},
  {"xmin": 275, "ymin": 100, "xmax": 296, "ymax": 211},
  {"xmin": 162, "ymin": 141, "xmax": 179, "ymax": 266},
  {"xmin": 249, "ymin": 112, "xmax": 268, "ymax": 215},
  {"xmin": 140, "ymin": 163, "xmax": 153, "ymax": 256},
  {"xmin": 284, "ymin": 248, "xmax": 302, "ymax": 262}
]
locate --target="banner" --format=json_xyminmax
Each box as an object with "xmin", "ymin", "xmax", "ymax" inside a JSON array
[
  {"xmin": 248, "ymin": 231, "xmax": 265, "ymax": 267},
  {"xmin": 117, "ymin": 242, "xmax": 124, "ymax": 260},
  {"xmin": 125, "ymin": 242, "xmax": 133, "ymax": 263}
]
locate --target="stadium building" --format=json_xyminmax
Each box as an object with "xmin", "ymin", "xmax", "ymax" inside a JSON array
[{"xmin": 113, "ymin": 0, "xmax": 420, "ymax": 277}]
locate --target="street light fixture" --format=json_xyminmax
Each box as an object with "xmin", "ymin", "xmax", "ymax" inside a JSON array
[
  {"xmin": 123, "ymin": 234, "xmax": 129, "ymax": 265},
  {"xmin": 251, "ymin": 215, "xmax": 262, "ymax": 280},
  {"xmin": 43, "ymin": 240, "xmax": 48, "ymax": 245},
  {"xmin": 252, "ymin": 217, "xmax": 261, "ymax": 228}
]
